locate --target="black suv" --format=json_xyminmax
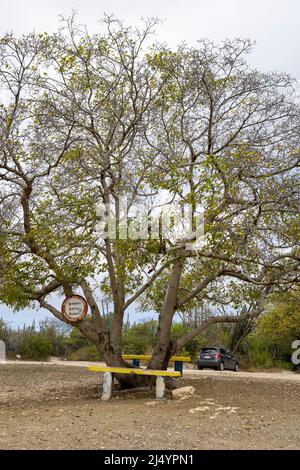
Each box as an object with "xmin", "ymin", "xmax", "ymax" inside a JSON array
[{"xmin": 197, "ymin": 347, "xmax": 239, "ymax": 371}]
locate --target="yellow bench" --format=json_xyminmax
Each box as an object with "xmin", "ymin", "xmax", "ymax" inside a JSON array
[
  {"xmin": 121, "ymin": 355, "xmax": 191, "ymax": 374},
  {"xmin": 89, "ymin": 365, "xmax": 180, "ymax": 400}
]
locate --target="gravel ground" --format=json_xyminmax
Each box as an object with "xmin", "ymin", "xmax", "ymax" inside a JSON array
[{"xmin": 1, "ymin": 363, "xmax": 300, "ymax": 450}]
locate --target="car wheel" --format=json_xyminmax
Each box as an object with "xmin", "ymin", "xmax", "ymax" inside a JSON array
[
  {"xmin": 234, "ymin": 363, "xmax": 239, "ymax": 372},
  {"xmin": 197, "ymin": 365, "xmax": 203, "ymax": 370},
  {"xmin": 219, "ymin": 362, "xmax": 225, "ymax": 371}
]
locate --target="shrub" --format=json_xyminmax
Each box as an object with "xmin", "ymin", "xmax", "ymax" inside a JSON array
[
  {"xmin": 123, "ymin": 320, "xmax": 157, "ymax": 355},
  {"xmin": 19, "ymin": 334, "xmax": 54, "ymax": 360},
  {"xmin": 171, "ymin": 323, "xmax": 203, "ymax": 359},
  {"xmin": 67, "ymin": 345, "xmax": 100, "ymax": 361}
]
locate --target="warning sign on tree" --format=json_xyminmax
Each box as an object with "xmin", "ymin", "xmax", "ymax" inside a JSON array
[{"xmin": 61, "ymin": 295, "xmax": 88, "ymax": 323}]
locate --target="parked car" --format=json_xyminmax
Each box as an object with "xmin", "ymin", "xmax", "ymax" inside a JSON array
[{"xmin": 197, "ymin": 347, "xmax": 239, "ymax": 371}]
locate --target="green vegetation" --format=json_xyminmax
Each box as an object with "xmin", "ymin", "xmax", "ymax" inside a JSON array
[
  {"xmin": 19, "ymin": 334, "xmax": 54, "ymax": 361},
  {"xmin": 0, "ymin": 19, "xmax": 299, "ymax": 381},
  {"xmin": 1, "ymin": 289, "xmax": 300, "ymax": 367},
  {"xmin": 123, "ymin": 320, "xmax": 157, "ymax": 355},
  {"xmin": 240, "ymin": 291, "xmax": 300, "ymax": 369},
  {"xmin": 0, "ymin": 318, "xmax": 100, "ymax": 361}
]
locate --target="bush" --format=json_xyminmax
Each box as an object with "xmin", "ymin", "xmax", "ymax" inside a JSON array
[
  {"xmin": 171, "ymin": 323, "xmax": 203, "ymax": 359},
  {"xmin": 67, "ymin": 345, "xmax": 100, "ymax": 361},
  {"xmin": 19, "ymin": 334, "xmax": 54, "ymax": 360},
  {"xmin": 274, "ymin": 360, "xmax": 294, "ymax": 370},
  {"xmin": 123, "ymin": 320, "xmax": 157, "ymax": 355},
  {"xmin": 62, "ymin": 327, "xmax": 92, "ymax": 355}
]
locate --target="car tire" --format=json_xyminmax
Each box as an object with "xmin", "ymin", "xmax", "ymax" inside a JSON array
[
  {"xmin": 234, "ymin": 363, "xmax": 239, "ymax": 372},
  {"xmin": 219, "ymin": 362, "xmax": 225, "ymax": 371},
  {"xmin": 197, "ymin": 366, "xmax": 203, "ymax": 370}
]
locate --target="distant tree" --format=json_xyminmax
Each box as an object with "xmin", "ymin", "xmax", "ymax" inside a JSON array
[
  {"xmin": 19, "ymin": 334, "xmax": 53, "ymax": 360},
  {"xmin": 39, "ymin": 318, "xmax": 71, "ymax": 356},
  {"xmin": 0, "ymin": 318, "xmax": 6, "ymax": 341},
  {"xmin": 123, "ymin": 320, "xmax": 157, "ymax": 355},
  {"xmin": 255, "ymin": 290, "xmax": 300, "ymax": 360},
  {"xmin": 228, "ymin": 306, "xmax": 257, "ymax": 353}
]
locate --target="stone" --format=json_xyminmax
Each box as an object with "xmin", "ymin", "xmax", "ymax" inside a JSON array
[
  {"xmin": 172, "ymin": 385, "xmax": 195, "ymax": 400},
  {"xmin": 0, "ymin": 340, "xmax": 6, "ymax": 363}
]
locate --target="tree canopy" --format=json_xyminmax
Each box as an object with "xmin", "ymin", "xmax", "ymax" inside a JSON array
[{"xmin": 0, "ymin": 16, "xmax": 299, "ymax": 379}]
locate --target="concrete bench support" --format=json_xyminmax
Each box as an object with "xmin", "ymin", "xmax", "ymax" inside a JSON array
[
  {"xmin": 101, "ymin": 371, "xmax": 114, "ymax": 401},
  {"xmin": 155, "ymin": 376, "xmax": 165, "ymax": 400},
  {"xmin": 101, "ymin": 372, "xmax": 165, "ymax": 400},
  {"xmin": 90, "ymin": 366, "xmax": 180, "ymax": 401}
]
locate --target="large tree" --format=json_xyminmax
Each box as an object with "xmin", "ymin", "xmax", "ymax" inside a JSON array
[{"xmin": 0, "ymin": 17, "xmax": 299, "ymax": 386}]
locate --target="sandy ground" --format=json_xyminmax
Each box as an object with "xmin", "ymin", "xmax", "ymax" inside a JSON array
[
  {"xmin": 6, "ymin": 358, "xmax": 300, "ymax": 382},
  {"xmin": 1, "ymin": 362, "xmax": 300, "ymax": 450}
]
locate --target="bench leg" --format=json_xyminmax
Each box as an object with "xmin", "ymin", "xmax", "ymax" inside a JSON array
[
  {"xmin": 155, "ymin": 376, "xmax": 165, "ymax": 400},
  {"xmin": 101, "ymin": 372, "xmax": 114, "ymax": 400}
]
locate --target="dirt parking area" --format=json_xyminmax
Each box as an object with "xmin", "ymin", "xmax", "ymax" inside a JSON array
[{"xmin": 1, "ymin": 363, "xmax": 300, "ymax": 450}]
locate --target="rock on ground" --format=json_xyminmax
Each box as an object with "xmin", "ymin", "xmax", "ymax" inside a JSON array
[{"xmin": 172, "ymin": 385, "xmax": 195, "ymax": 400}]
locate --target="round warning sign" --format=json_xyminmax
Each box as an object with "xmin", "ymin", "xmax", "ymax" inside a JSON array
[{"xmin": 61, "ymin": 295, "xmax": 88, "ymax": 323}]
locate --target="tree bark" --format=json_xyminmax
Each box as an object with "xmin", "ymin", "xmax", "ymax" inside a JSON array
[{"xmin": 148, "ymin": 259, "xmax": 184, "ymax": 370}]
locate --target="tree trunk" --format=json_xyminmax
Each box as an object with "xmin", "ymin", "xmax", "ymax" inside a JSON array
[
  {"xmin": 148, "ymin": 259, "xmax": 184, "ymax": 371},
  {"xmin": 101, "ymin": 341, "xmax": 155, "ymax": 389}
]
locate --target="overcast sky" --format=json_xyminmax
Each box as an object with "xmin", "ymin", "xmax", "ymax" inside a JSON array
[
  {"xmin": 1, "ymin": 0, "xmax": 300, "ymax": 77},
  {"xmin": 1, "ymin": 0, "xmax": 299, "ymax": 327}
]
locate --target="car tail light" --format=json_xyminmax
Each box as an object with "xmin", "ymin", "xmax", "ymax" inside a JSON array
[{"xmin": 215, "ymin": 353, "xmax": 221, "ymax": 359}]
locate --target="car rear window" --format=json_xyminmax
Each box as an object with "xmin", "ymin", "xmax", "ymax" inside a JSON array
[{"xmin": 201, "ymin": 348, "xmax": 217, "ymax": 354}]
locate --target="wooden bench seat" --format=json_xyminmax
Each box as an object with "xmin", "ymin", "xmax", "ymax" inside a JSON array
[
  {"xmin": 89, "ymin": 366, "xmax": 181, "ymax": 400},
  {"xmin": 121, "ymin": 355, "xmax": 191, "ymax": 362}
]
